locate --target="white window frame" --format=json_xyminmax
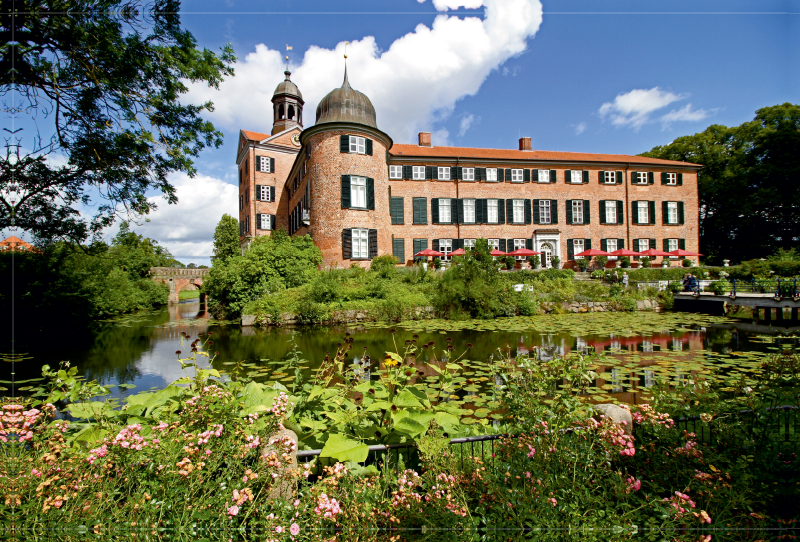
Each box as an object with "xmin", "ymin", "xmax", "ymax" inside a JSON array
[
  {"xmin": 462, "ymin": 168, "xmax": 475, "ymax": 181},
  {"xmin": 604, "ymin": 171, "xmax": 617, "ymax": 184},
  {"xmin": 572, "ymin": 239, "xmax": 584, "ymax": 257},
  {"xmin": 512, "ymin": 199, "xmax": 525, "ymax": 223},
  {"xmin": 667, "ymin": 202, "xmax": 678, "ymax": 224},
  {"xmin": 389, "ymin": 165, "xmax": 402, "ymax": 179},
  {"xmin": 539, "ymin": 200, "xmax": 551, "ymax": 225},
  {"xmin": 667, "ymin": 238, "xmax": 679, "ymax": 254},
  {"xmin": 258, "ymin": 157, "xmax": 271, "ymax": 173},
  {"xmin": 437, "ymin": 167, "xmax": 451, "ymax": 181},
  {"xmin": 439, "ymin": 239, "xmax": 453, "ymax": 260},
  {"xmin": 245, "ymin": 215, "xmax": 250, "ymax": 232},
  {"xmin": 665, "ymin": 172, "xmax": 678, "ymax": 185},
  {"xmin": 510, "ymin": 169, "xmax": 524, "ymax": 183},
  {"xmin": 439, "ymin": 198, "xmax": 451, "ymax": 223},
  {"xmin": 637, "ymin": 239, "xmax": 650, "ymax": 253},
  {"xmin": 487, "ymin": 199, "xmax": 499, "ymax": 224},
  {"xmin": 634, "ymin": 172, "xmax": 647, "ymax": 185},
  {"xmin": 488, "ymin": 239, "xmax": 500, "ymax": 251},
  {"xmin": 259, "ymin": 214, "xmax": 272, "ymax": 230},
  {"xmin": 605, "ymin": 201, "xmax": 617, "ymax": 224},
  {"xmin": 463, "ymin": 239, "xmax": 476, "ymax": 249},
  {"xmin": 412, "ymin": 166, "xmax": 425, "ymax": 180},
  {"xmin": 259, "ymin": 185, "xmax": 271, "ymax": 202},
  {"xmin": 572, "ymin": 200, "xmax": 584, "ymax": 224},
  {"xmin": 538, "ymin": 169, "xmax": 550, "ymax": 183},
  {"xmin": 351, "ymin": 176, "xmax": 367, "ymax": 209},
  {"xmin": 486, "ymin": 168, "xmax": 498, "ymax": 182},
  {"xmin": 462, "ymin": 199, "xmax": 476, "ymax": 224},
  {"xmin": 606, "ymin": 238, "xmax": 618, "ymax": 259},
  {"xmin": 351, "ymin": 228, "xmax": 369, "ymax": 259},
  {"xmin": 638, "ymin": 201, "xmax": 649, "ymax": 223},
  {"xmin": 349, "ymin": 136, "xmax": 366, "ymax": 154},
  {"xmin": 513, "ymin": 239, "xmax": 526, "ymax": 260},
  {"xmin": 570, "ymin": 170, "xmax": 583, "ymax": 184}
]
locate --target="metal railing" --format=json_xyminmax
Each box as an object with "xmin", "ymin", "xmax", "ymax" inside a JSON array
[{"xmin": 730, "ymin": 278, "xmax": 798, "ymax": 298}]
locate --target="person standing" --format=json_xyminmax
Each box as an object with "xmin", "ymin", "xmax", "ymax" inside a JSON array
[{"xmin": 622, "ymin": 272, "xmax": 629, "ymax": 288}]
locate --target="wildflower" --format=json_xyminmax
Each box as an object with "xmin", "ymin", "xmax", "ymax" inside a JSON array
[
  {"xmin": 290, "ymin": 523, "xmax": 300, "ymax": 536},
  {"xmin": 276, "ymin": 526, "xmax": 284, "ymax": 534},
  {"xmin": 700, "ymin": 510, "xmax": 712, "ymax": 523},
  {"xmin": 527, "ymin": 445, "xmax": 536, "ymax": 458},
  {"xmin": 227, "ymin": 505, "xmax": 239, "ymax": 516},
  {"xmin": 548, "ymin": 498, "xmax": 557, "ymax": 507}
]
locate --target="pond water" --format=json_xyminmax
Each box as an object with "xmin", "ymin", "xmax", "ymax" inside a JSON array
[{"xmin": 9, "ymin": 300, "xmax": 796, "ymax": 407}]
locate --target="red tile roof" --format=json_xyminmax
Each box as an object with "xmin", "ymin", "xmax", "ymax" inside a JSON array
[
  {"xmin": 242, "ymin": 129, "xmax": 270, "ymax": 141},
  {"xmin": 0, "ymin": 236, "xmax": 36, "ymax": 251},
  {"xmin": 388, "ymin": 144, "xmax": 701, "ymax": 167}
]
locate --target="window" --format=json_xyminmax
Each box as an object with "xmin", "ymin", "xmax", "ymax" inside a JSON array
[
  {"xmin": 439, "ymin": 239, "xmax": 452, "ymax": 260},
  {"xmin": 572, "ymin": 200, "xmax": 584, "ymax": 224},
  {"xmin": 604, "ymin": 171, "xmax": 617, "ymax": 184},
  {"xmin": 605, "ymin": 201, "xmax": 617, "ymax": 223},
  {"xmin": 635, "ymin": 172, "xmax": 648, "ymax": 184},
  {"xmin": 637, "ymin": 239, "xmax": 649, "ymax": 253},
  {"xmin": 412, "ymin": 166, "xmax": 425, "ymax": 180},
  {"xmin": 463, "ymin": 199, "xmax": 476, "ymax": 224},
  {"xmin": 487, "ymin": 199, "xmax": 499, "ymax": 224},
  {"xmin": 392, "ymin": 238, "xmax": 405, "ymax": 263},
  {"xmin": 462, "ymin": 168, "xmax": 475, "ymax": 181},
  {"xmin": 538, "ymin": 170, "xmax": 550, "ymax": 183},
  {"xmin": 638, "ymin": 201, "xmax": 649, "ymax": 224},
  {"xmin": 464, "ymin": 239, "xmax": 476, "ymax": 249},
  {"xmin": 239, "ymin": 195, "xmax": 243, "ymax": 211},
  {"xmin": 573, "ymin": 239, "xmax": 584, "ymax": 256},
  {"xmin": 258, "ymin": 156, "xmax": 272, "ymax": 173},
  {"xmin": 665, "ymin": 172, "xmax": 677, "ymax": 185},
  {"xmin": 349, "ymin": 136, "xmax": 366, "ymax": 154},
  {"xmin": 412, "ymin": 198, "xmax": 427, "ymax": 224},
  {"xmin": 390, "ymin": 197, "xmax": 404, "ymax": 225},
  {"xmin": 486, "ymin": 168, "xmax": 498, "ymax": 182},
  {"xmin": 667, "ymin": 238, "xmax": 679, "ymax": 253},
  {"xmin": 258, "ymin": 185, "xmax": 271, "ymax": 202},
  {"xmin": 488, "ymin": 239, "xmax": 500, "ymax": 250},
  {"xmin": 258, "ymin": 214, "xmax": 272, "ymax": 230},
  {"xmin": 352, "ymin": 228, "xmax": 369, "ymax": 259},
  {"xmin": 570, "ymin": 170, "xmax": 583, "ymax": 184},
  {"xmin": 644, "ymin": 369, "xmax": 655, "ymax": 388},
  {"xmin": 351, "ymin": 177, "xmax": 367, "ymax": 208},
  {"xmin": 413, "ymin": 239, "xmax": 428, "ymax": 260},
  {"xmin": 672, "ymin": 338, "xmax": 683, "ymax": 351},
  {"xmin": 606, "ymin": 238, "xmax": 618, "ymax": 259},
  {"xmin": 511, "ymin": 169, "xmax": 524, "ymax": 183},
  {"xmin": 439, "ymin": 198, "xmax": 451, "ymax": 223},
  {"xmin": 513, "ymin": 239, "xmax": 526, "ymax": 259},
  {"xmin": 642, "ymin": 340, "xmax": 653, "ymax": 353},
  {"xmin": 539, "ymin": 200, "xmax": 551, "ymax": 224},
  {"xmin": 437, "ymin": 167, "xmax": 450, "ymax": 180},
  {"xmin": 245, "ymin": 215, "xmax": 250, "ymax": 232},
  {"xmin": 513, "ymin": 199, "xmax": 525, "ymax": 223},
  {"xmin": 667, "ymin": 202, "xmax": 678, "ymax": 224},
  {"xmin": 389, "ymin": 165, "xmax": 402, "ymax": 179}
]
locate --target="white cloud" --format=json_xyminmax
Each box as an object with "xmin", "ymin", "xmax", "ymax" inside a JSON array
[
  {"xmin": 660, "ymin": 104, "xmax": 709, "ymax": 126},
  {"xmin": 574, "ymin": 122, "xmax": 587, "ymax": 135},
  {"xmin": 185, "ymin": 0, "xmax": 543, "ymax": 144},
  {"xmin": 598, "ymin": 87, "xmax": 687, "ymax": 129},
  {"xmin": 458, "ymin": 113, "xmax": 479, "ymax": 137},
  {"xmin": 431, "ymin": 0, "xmax": 484, "ymax": 10}
]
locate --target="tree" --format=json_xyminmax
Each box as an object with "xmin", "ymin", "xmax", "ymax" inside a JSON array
[
  {"xmin": 211, "ymin": 214, "xmax": 240, "ymax": 266},
  {"xmin": 0, "ymin": 0, "xmax": 235, "ymax": 244},
  {"xmin": 640, "ymin": 103, "xmax": 800, "ymax": 264}
]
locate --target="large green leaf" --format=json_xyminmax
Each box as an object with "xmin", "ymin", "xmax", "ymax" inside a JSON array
[
  {"xmin": 433, "ymin": 411, "xmax": 460, "ymax": 429},
  {"xmin": 72, "ymin": 425, "xmax": 109, "ymax": 445},
  {"xmin": 68, "ymin": 402, "xmax": 114, "ymax": 420},
  {"xmin": 319, "ymin": 433, "xmax": 369, "ymax": 463},
  {"xmin": 392, "ymin": 410, "xmax": 434, "ymax": 438},
  {"xmin": 393, "ymin": 389, "xmax": 424, "ymax": 408}
]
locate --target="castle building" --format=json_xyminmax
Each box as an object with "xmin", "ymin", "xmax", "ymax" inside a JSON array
[{"xmin": 237, "ymin": 69, "xmax": 701, "ymax": 268}]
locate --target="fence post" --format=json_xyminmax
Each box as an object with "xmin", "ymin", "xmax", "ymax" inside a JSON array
[{"xmin": 732, "ymin": 278, "xmax": 737, "ymax": 297}]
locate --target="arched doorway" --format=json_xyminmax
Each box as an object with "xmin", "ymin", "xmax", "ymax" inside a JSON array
[{"xmin": 540, "ymin": 242, "xmax": 553, "ymax": 268}]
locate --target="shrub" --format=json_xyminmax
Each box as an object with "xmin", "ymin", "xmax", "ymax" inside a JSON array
[
  {"xmin": 309, "ymin": 273, "xmax": 343, "ymax": 303},
  {"xmin": 620, "ymin": 256, "xmax": 630, "ymax": 268},
  {"xmin": 550, "ymin": 255, "xmax": 561, "ymax": 268},
  {"xmin": 590, "ymin": 270, "xmax": 605, "ymax": 279},
  {"xmin": 682, "ymin": 258, "xmax": 692, "ymax": 267},
  {"xmin": 370, "ymin": 254, "xmax": 399, "ymax": 278},
  {"xmin": 528, "ymin": 255, "xmax": 540, "ymax": 268},
  {"xmin": 595, "ymin": 255, "xmax": 608, "ymax": 268},
  {"xmin": 576, "ymin": 257, "xmax": 590, "ymax": 271},
  {"xmin": 432, "ymin": 257, "xmax": 441, "ymax": 269},
  {"xmin": 297, "ymin": 300, "xmax": 330, "ymax": 323},
  {"xmin": 504, "ymin": 255, "xmax": 516, "ymax": 270},
  {"xmin": 668, "ymin": 281, "xmax": 683, "ymax": 294},
  {"xmin": 639, "ymin": 256, "xmax": 651, "ymax": 268}
]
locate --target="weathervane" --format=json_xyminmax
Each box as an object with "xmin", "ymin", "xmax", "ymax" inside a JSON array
[{"xmin": 285, "ymin": 44, "xmax": 292, "ymax": 72}]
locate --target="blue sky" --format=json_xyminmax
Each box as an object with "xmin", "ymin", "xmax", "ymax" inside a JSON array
[{"xmin": 7, "ymin": 0, "xmax": 797, "ymax": 265}]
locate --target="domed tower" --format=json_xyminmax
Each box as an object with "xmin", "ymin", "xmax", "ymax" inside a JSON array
[
  {"xmin": 271, "ymin": 71, "xmax": 304, "ymax": 135},
  {"xmin": 300, "ymin": 67, "xmax": 393, "ymax": 268}
]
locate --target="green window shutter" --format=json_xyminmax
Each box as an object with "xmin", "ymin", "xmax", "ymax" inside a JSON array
[
  {"xmin": 506, "ymin": 199, "xmax": 513, "ymax": 224},
  {"xmin": 476, "ymin": 199, "xmax": 486, "ymax": 223},
  {"xmin": 632, "ymin": 201, "xmax": 640, "ymax": 224},
  {"xmin": 525, "ymin": 199, "xmax": 532, "ymax": 224},
  {"xmin": 648, "ymin": 171, "xmax": 654, "ymax": 185},
  {"xmin": 412, "ymin": 197, "xmax": 427, "ymax": 224},
  {"xmin": 649, "ymin": 201, "xmax": 656, "ymax": 224},
  {"xmin": 270, "ymin": 157, "xmax": 275, "ymax": 172},
  {"xmin": 504, "ymin": 169, "xmax": 512, "ymax": 183},
  {"xmin": 403, "ymin": 165, "xmax": 412, "ymax": 180},
  {"xmin": 341, "ymin": 175, "xmax": 351, "ymax": 208},
  {"xmin": 533, "ymin": 199, "xmax": 540, "ymax": 224},
  {"xmin": 598, "ymin": 170, "xmax": 605, "ymax": 184},
  {"xmin": 426, "ymin": 166, "xmax": 434, "ymax": 180},
  {"xmin": 270, "ymin": 214, "xmax": 276, "ymax": 229},
  {"xmin": 661, "ymin": 172, "xmax": 668, "ymax": 185},
  {"xmin": 390, "ymin": 197, "xmax": 404, "ymax": 224},
  {"xmin": 452, "ymin": 199, "xmax": 459, "ymax": 224},
  {"xmin": 649, "ymin": 238, "xmax": 656, "ymax": 250},
  {"xmin": 532, "ymin": 168, "xmax": 539, "ymax": 182},
  {"xmin": 679, "ymin": 239, "xmax": 686, "ymax": 250},
  {"xmin": 497, "ymin": 168, "xmax": 505, "ymax": 182},
  {"xmin": 507, "ymin": 239, "xmax": 515, "ymax": 253},
  {"xmin": 550, "ymin": 199, "xmax": 558, "ymax": 224},
  {"xmin": 663, "ymin": 239, "xmax": 669, "ymax": 252},
  {"xmin": 599, "ymin": 200, "xmax": 607, "ymax": 224},
  {"xmin": 585, "ymin": 238, "xmax": 592, "ymax": 250},
  {"xmin": 618, "ymin": 238, "xmax": 624, "ymax": 249},
  {"xmin": 255, "ymin": 184, "xmax": 262, "ymax": 201},
  {"xmin": 498, "ymin": 239, "xmax": 507, "ymax": 253},
  {"xmin": 413, "ymin": 239, "xmax": 428, "ymax": 260},
  {"xmin": 582, "ymin": 170, "xmax": 589, "ymax": 184},
  {"xmin": 256, "ymin": 156, "xmax": 262, "ymax": 171},
  {"xmin": 616, "ymin": 171, "xmax": 623, "ymax": 184},
  {"xmin": 583, "ymin": 200, "xmax": 591, "ymax": 224},
  {"xmin": 431, "ymin": 198, "xmax": 439, "ymax": 224},
  {"xmin": 454, "ymin": 239, "xmax": 464, "ymax": 250},
  {"xmin": 523, "ymin": 169, "xmax": 530, "ymax": 183},
  {"xmin": 456, "ymin": 166, "xmax": 463, "ymax": 180},
  {"xmin": 432, "ymin": 239, "xmax": 440, "ymax": 252},
  {"xmin": 567, "ymin": 239, "xmax": 575, "ymax": 261},
  {"xmin": 340, "ymin": 135, "xmax": 349, "ymax": 153},
  {"xmin": 565, "ymin": 170, "xmax": 571, "ymax": 183},
  {"xmin": 392, "ymin": 238, "xmax": 405, "ymax": 263},
  {"xmin": 526, "ymin": 238, "xmax": 533, "ymax": 250},
  {"xmin": 270, "ymin": 186, "xmax": 276, "ymax": 201},
  {"xmin": 566, "ymin": 200, "xmax": 573, "ymax": 224},
  {"xmin": 451, "ymin": 166, "xmax": 458, "ymax": 180},
  {"xmin": 342, "ymin": 229, "xmax": 352, "ymax": 259},
  {"xmin": 457, "ymin": 199, "xmax": 464, "ymax": 225},
  {"xmin": 498, "ymin": 199, "xmax": 505, "ymax": 223},
  {"xmin": 601, "ymin": 239, "xmax": 608, "ymax": 252},
  {"xmin": 677, "ymin": 173, "xmax": 683, "ymax": 185},
  {"xmin": 368, "ymin": 229, "xmax": 378, "ymax": 258},
  {"xmin": 633, "ymin": 238, "xmax": 640, "ymax": 255},
  {"xmin": 662, "ymin": 201, "xmax": 668, "ymax": 225},
  {"xmin": 616, "ymin": 200, "xmax": 624, "ymax": 224},
  {"xmin": 366, "ymin": 138, "xmax": 373, "ymax": 156},
  {"xmin": 367, "ymin": 178, "xmax": 375, "ymax": 210},
  {"xmin": 477, "ymin": 168, "xmax": 485, "ymax": 181},
  {"xmin": 678, "ymin": 201, "xmax": 685, "ymax": 224},
  {"xmin": 550, "ymin": 169, "xmax": 557, "ymax": 183},
  {"xmin": 630, "ymin": 172, "xmax": 638, "ymax": 185}
]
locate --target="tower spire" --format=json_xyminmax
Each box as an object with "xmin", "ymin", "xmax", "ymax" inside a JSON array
[{"xmin": 342, "ymin": 41, "xmax": 350, "ymax": 88}]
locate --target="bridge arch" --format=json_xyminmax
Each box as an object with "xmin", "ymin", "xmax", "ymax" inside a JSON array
[{"xmin": 149, "ymin": 267, "xmax": 210, "ymax": 304}]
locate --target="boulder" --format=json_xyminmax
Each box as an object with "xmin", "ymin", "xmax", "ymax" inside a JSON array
[
  {"xmin": 260, "ymin": 428, "xmax": 299, "ymax": 500},
  {"xmin": 592, "ymin": 404, "xmax": 633, "ymax": 436},
  {"xmin": 241, "ymin": 314, "xmax": 256, "ymax": 326}
]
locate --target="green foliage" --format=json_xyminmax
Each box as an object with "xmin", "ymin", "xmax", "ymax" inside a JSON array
[
  {"xmin": 2, "ymin": 0, "xmax": 236, "ymax": 244},
  {"xmin": 595, "ymin": 255, "xmax": 608, "ymax": 268},
  {"xmin": 620, "ymin": 256, "xmax": 630, "ymax": 268},
  {"xmin": 309, "ymin": 273, "xmax": 343, "ymax": 303},
  {"xmin": 503, "ymin": 255, "xmax": 516, "ymax": 270},
  {"xmin": 640, "ymin": 256, "xmax": 651, "ymax": 268},
  {"xmin": 682, "ymin": 258, "xmax": 692, "ymax": 268},
  {"xmin": 432, "ymin": 257, "xmax": 441, "ymax": 269},
  {"xmin": 550, "ymin": 255, "xmax": 561, "ymax": 268},
  {"xmin": 576, "ymin": 257, "xmax": 590, "ymax": 270},
  {"xmin": 528, "ymin": 254, "xmax": 540, "ymax": 268},
  {"xmin": 211, "ymin": 214, "xmax": 240, "ymax": 266},
  {"xmin": 668, "ymin": 281, "xmax": 684, "ymax": 294},
  {"xmin": 709, "ymin": 279, "xmax": 731, "ymax": 295},
  {"xmin": 370, "ymin": 254, "xmax": 399, "ymax": 278}
]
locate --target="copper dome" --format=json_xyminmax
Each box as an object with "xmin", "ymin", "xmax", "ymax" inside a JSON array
[
  {"xmin": 273, "ymin": 71, "xmax": 303, "ymax": 101},
  {"xmin": 315, "ymin": 67, "xmax": 377, "ymax": 128}
]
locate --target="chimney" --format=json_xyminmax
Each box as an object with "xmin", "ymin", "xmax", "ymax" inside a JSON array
[
  {"xmin": 519, "ymin": 137, "xmax": 532, "ymax": 151},
  {"xmin": 418, "ymin": 132, "xmax": 431, "ymax": 147}
]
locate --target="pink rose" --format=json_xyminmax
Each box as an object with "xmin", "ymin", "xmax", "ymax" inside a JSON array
[{"xmin": 290, "ymin": 523, "xmax": 300, "ymax": 536}]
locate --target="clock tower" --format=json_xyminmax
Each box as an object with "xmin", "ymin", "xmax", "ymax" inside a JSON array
[{"xmin": 271, "ymin": 71, "xmax": 304, "ymax": 135}]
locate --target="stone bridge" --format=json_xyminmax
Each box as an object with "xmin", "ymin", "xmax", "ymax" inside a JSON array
[{"xmin": 149, "ymin": 267, "xmax": 210, "ymax": 304}]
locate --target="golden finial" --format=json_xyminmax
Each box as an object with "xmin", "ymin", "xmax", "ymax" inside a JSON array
[{"xmin": 344, "ymin": 41, "xmax": 349, "ymax": 59}]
